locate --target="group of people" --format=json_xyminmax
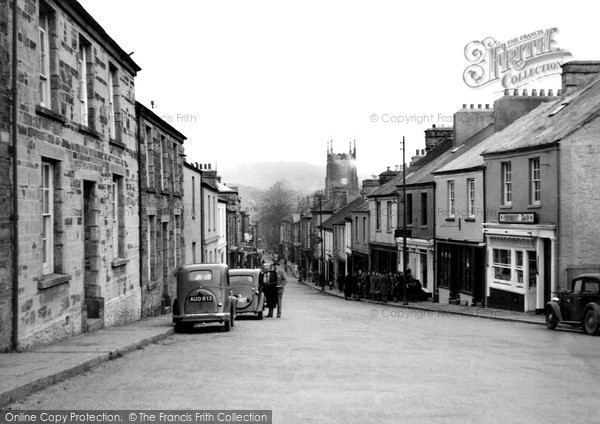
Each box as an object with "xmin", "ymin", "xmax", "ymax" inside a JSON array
[
  {"xmin": 337, "ymin": 269, "xmax": 429, "ymax": 303},
  {"xmin": 259, "ymin": 262, "xmax": 287, "ymax": 318}
]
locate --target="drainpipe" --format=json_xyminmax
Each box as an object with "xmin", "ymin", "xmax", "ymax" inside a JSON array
[
  {"xmin": 482, "ymin": 166, "xmax": 487, "ymax": 307},
  {"xmin": 11, "ymin": 0, "xmax": 19, "ymax": 351},
  {"xmin": 555, "ymin": 143, "xmax": 560, "ymax": 291},
  {"xmin": 199, "ymin": 172, "xmax": 204, "ymax": 262},
  {"xmin": 135, "ymin": 106, "xmax": 143, "ymax": 303}
]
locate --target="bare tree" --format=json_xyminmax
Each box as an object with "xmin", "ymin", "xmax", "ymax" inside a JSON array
[{"xmin": 257, "ymin": 181, "xmax": 296, "ymax": 250}]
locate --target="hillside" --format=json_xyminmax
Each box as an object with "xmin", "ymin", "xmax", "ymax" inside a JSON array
[{"xmin": 218, "ymin": 162, "xmax": 325, "ymax": 195}]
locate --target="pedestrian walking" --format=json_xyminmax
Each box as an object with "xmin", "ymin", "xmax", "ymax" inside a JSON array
[
  {"xmin": 344, "ymin": 272, "xmax": 354, "ymax": 300},
  {"xmin": 274, "ymin": 263, "xmax": 287, "ymax": 318}
]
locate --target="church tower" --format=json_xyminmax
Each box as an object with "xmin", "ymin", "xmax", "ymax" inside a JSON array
[{"xmin": 325, "ymin": 140, "xmax": 360, "ymax": 201}]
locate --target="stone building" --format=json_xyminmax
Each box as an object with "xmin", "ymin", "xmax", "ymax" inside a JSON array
[
  {"xmin": 0, "ymin": 0, "xmax": 13, "ymax": 352},
  {"xmin": 136, "ymin": 102, "xmax": 185, "ymax": 316},
  {"xmin": 325, "ymin": 141, "xmax": 359, "ymax": 200},
  {"xmin": 1, "ymin": 0, "xmax": 141, "ymax": 349}
]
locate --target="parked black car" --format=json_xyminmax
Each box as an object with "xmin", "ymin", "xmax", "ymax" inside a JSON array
[{"xmin": 545, "ymin": 274, "xmax": 600, "ymax": 335}]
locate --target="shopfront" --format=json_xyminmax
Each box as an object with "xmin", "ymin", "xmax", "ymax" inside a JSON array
[
  {"xmin": 399, "ymin": 238, "xmax": 435, "ymax": 294},
  {"xmin": 484, "ymin": 220, "xmax": 556, "ymax": 313}
]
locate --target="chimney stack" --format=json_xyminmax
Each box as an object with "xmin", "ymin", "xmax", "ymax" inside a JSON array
[{"xmin": 561, "ymin": 61, "xmax": 600, "ymax": 98}]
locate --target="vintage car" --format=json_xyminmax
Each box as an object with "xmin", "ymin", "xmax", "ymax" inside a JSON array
[
  {"xmin": 545, "ymin": 274, "xmax": 600, "ymax": 335},
  {"xmin": 230, "ymin": 269, "xmax": 265, "ymax": 319},
  {"xmin": 172, "ymin": 263, "xmax": 237, "ymax": 332}
]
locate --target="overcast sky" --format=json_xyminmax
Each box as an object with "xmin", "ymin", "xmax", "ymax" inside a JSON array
[{"xmin": 79, "ymin": 0, "xmax": 595, "ymax": 178}]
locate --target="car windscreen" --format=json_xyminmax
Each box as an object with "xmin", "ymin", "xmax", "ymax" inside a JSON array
[
  {"xmin": 190, "ymin": 270, "xmax": 213, "ymax": 281},
  {"xmin": 230, "ymin": 275, "xmax": 254, "ymax": 284}
]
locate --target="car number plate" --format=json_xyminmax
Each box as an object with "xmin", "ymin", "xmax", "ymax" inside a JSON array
[
  {"xmin": 189, "ymin": 295, "xmax": 213, "ymax": 302},
  {"xmin": 238, "ymin": 297, "xmax": 248, "ymax": 303}
]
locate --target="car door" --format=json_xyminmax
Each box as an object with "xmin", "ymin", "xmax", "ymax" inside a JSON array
[
  {"xmin": 568, "ymin": 278, "xmax": 584, "ymax": 321},
  {"xmin": 578, "ymin": 278, "xmax": 600, "ymax": 321},
  {"xmin": 562, "ymin": 278, "xmax": 582, "ymax": 321}
]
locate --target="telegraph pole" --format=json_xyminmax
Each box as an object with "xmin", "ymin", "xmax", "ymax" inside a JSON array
[{"xmin": 402, "ymin": 136, "xmax": 408, "ymax": 305}]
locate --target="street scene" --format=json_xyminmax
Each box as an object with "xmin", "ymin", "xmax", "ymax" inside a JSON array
[
  {"xmin": 5, "ymin": 263, "xmax": 600, "ymax": 423},
  {"xmin": 2, "ymin": 0, "xmax": 600, "ymax": 423}
]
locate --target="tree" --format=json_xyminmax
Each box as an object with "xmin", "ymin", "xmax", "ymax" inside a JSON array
[{"xmin": 256, "ymin": 181, "xmax": 296, "ymax": 250}]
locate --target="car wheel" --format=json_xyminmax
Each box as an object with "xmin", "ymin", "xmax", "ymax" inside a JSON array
[
  {"xmin": 174, "ymin": 321, "xmax": 188, "ymax": 333},
  {"xmin": 546, "ymin": 309, "xmax": 558, "ymax": 330},
  {"xmin": 583, "ymin": 309, "xmax": 599, "ymax": 336},
  {"xmin": 257, "ymin": 310, "xmax": 264, "ymax": 320}
]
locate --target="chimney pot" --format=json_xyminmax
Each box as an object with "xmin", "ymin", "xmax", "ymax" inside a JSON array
[
  {"xmin": 462, "ymin": 104, "xmax": 467, "ymax": 109},
  {"xmin": 422, "ymin": 149, "xmax": 425, "ymax": 155},
  {"xmin": 432, "ymin": 124, "xmax": 436, "ymax": 128},
  {"xmin": 485, "ymin": 104, "xmax": 490, "ymax": 109},
  {"xmin": 478, "ymin": 104, "xmax": 482, "ymax": 109},
  {"xmin": 504, "ymin": 89, "xmax": 510, "ymax": 96},
  {"xmin": 415, "ymin": 149, "xmax": 419, "ymax": 155},
  {"xmin": 548, "ymin": 89, "xmax": 554, "ymax": 96},
  {"xmin": 532, "ymin": 89, "xmax": 538, "ymax": 96},
  {"xmin": 522, "ymin": 89, "xmax": 528, "ymax": 96},
  {"xmin": 470, "ymin": 104, "xmax": 474, "ymax": 109},
  {"xmin": 557, "ymin": 89, "xmax": 562, "ymax": 96},
  {"xmin": 513, "ymin": 89, "xmax": 519, "ymax": 96},
  {"xmin": 539, "ymin": 89, "xmax": 546, "ymax": 96}
]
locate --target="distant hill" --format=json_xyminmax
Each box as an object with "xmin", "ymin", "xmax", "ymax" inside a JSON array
[{"xmin": 218, "ymin": 162, "xmax": 325, "ymax": 195}]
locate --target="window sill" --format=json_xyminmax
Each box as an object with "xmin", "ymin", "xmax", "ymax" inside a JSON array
[
  {"xmin": 445, "ymin": 217, "xmax": 455, "ymax": 222},
  {"xmin": 527, "ymin": 204, "xmax": 542, "ymax": 209},
  {"xmin": 420, "ymin": 225, "xmax": 428, "ymax": 229},
  {"xmin": 173, "ymin": 192, "xmax": 182, "ymax": 198},
  {"xmin": 38, "ymin": 273, "xmax": 72, "ymax": 290},
  {"xmin": 109, "ymin": 138, "xmax": 127, "ymax": 149},
  {"xmin": 111, "ymin": 258, "xmax": 129, "ymax": 268},
  {"xmin": 77, "ymin": 124, "xmax": 102, "ymax": 139},
  {"xmin": 161, "ymin": 190, "xmax": 171, "ymax": 196},
  {"xmin": 464, "ymin": 218, "xmax": 476, "ymax": 222},
  {"xmin": 499, "ymin": 205, "xmax": 513, "ymax": 210},
  {"xmin": 35, "ymin": 105, "xmax": 67, "ymax": 125}
]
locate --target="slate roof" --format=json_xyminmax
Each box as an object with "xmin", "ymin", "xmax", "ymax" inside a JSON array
[
  {"xmin": 433, "ymin": 123, "xmax": 497, "ymax": 174},
  {"xmin": 482, "ymin": 76, "xmax": 600, "ymax": 155},
  {"xmin": 369, "ymin": 130, "xmax": 489, "ymax": 197},
  {"xmin": 321, "ymin": 197, "xmax": 365, "ymax": 230}
]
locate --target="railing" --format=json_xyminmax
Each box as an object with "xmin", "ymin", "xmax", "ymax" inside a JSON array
[{"xmin": 566, "ymin": 264, "xmax": 600, "ymax": 282}]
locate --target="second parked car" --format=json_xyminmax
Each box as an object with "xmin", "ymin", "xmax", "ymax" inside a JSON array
[{"xmin": 545, "ymin": 274, "xmax": 600, "ymax": 335}]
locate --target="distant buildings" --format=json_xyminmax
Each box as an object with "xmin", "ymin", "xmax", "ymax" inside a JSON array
[{"xmin": 285, "ymin": 62, "xmax": 600, "ymax": 315}]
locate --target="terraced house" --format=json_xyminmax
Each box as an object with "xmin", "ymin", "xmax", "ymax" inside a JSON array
[
  {"xmin": 483, "ymin": 62, "xmax": 600, "ymax": 312},
  {"xmin": 136, "ymin": 102, "xmax": 185, "ymax": 317},
  {"xmin": 1, "ymin": 0, "xmax": 141, "ymax": 349}
]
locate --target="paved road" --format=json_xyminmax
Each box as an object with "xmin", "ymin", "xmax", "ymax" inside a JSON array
[{"xmin": 7, "ymin": 272, "xmax": 600, "ymax": 423}]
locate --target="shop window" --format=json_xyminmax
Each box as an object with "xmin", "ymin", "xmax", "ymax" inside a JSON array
[{"xmin": 493, "ymin": 249, "xmax": 511, "ymax": 282}]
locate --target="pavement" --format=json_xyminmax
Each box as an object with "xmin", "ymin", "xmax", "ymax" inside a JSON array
[
  {"xmin": 286, "ymin": 264, "xmax": 546, "ymax": 326},
  {"xmin": 0, "ymin": 316, "xmax": 174, "ymax": 408},
  {"xmin": 0, "ymin": 260, "xmax": 544, "ymax": 409}
]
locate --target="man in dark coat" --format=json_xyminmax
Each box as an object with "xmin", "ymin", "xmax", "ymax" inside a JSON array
[{"xmin": 261, "ymin": 265, "xmax": 278, "ymax": 317}]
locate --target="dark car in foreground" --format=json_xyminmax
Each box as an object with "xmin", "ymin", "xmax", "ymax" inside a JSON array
[
  {"xmin": 172, "ymin": 263, "xmax": 237, "ymax": 332},
  {"xmin": 545, "ymin": 274, "xmax": 600, "ymax": 335},
  {"xmin": 230, "ymin": 268, "xmax": 265, "ymax": 319}
]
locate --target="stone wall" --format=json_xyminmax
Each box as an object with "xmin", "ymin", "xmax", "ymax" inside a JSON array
[
  {"xmin": 0, "ymin": 0, "xmax": 14, "ymax": 352},
  {"xmin": 8, "ymin": 0, "xmax": 141, "ymax": 349},
  {"xmin": 559, "ymin": 118, "xmax": 600, "ymax": 287},
  {"xmin": 137, "ymin": 105, "xmax": 184, "ymax": 317}
]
